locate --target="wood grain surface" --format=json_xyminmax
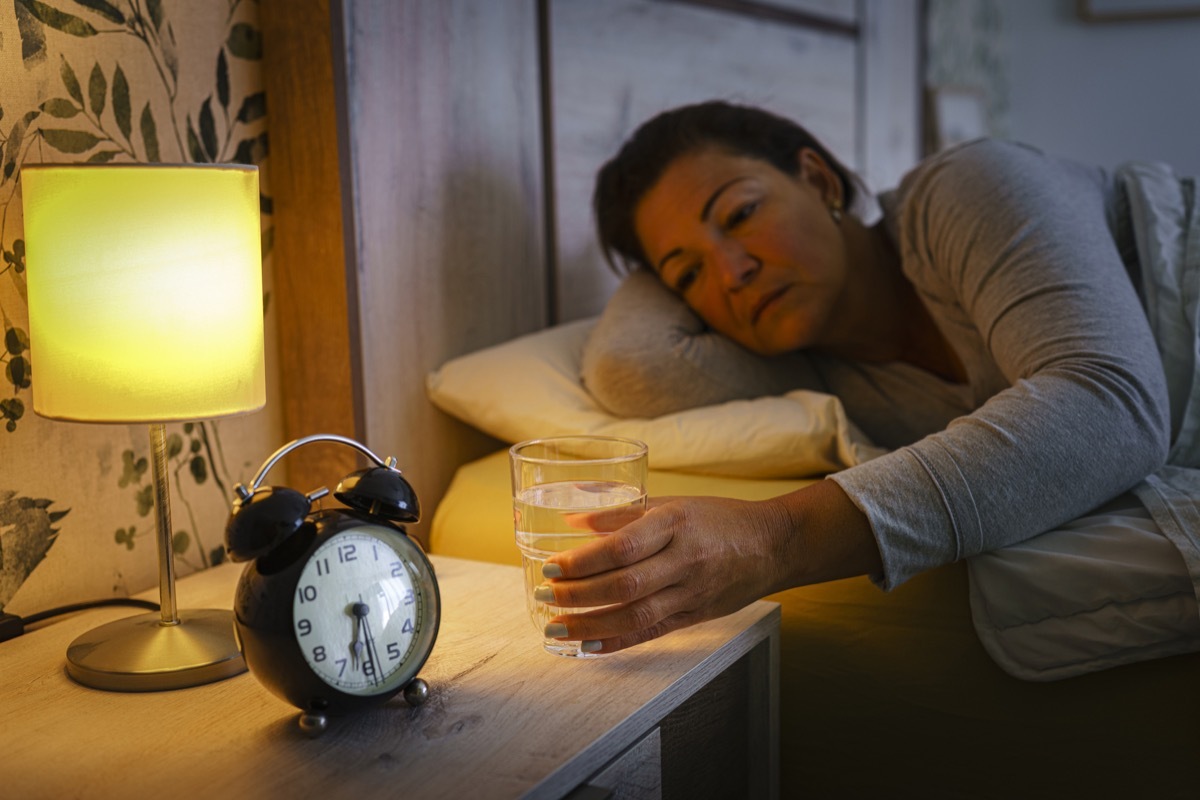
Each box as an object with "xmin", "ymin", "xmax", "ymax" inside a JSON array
[{"xmin": 2, "ymin": 555, "xmax": 778, "ymax": 799}]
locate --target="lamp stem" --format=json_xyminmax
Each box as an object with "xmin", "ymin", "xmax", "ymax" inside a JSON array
[
  {"xmin": 149, "ymin": 423, "xmax": 179, "ymax": 625},
  {"xmin": 60, "ymin": 422, "xmax": 246, "ymax": 691}
]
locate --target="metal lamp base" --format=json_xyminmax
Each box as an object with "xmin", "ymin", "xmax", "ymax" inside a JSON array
[{"xmin": 66, "ymin": 608, "xmax": 246, "ymax": 692}]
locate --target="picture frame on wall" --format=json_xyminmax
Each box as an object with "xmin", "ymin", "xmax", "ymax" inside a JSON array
[
  {"xmin": 656, "ymin": 0, "xmax": 859, "ymax": 34},
  {"xmin": 1077, "ymin": 0, "xmax": 1200, "ymax": 22},
  {"xmin": 925, "ymin": 85, "xmax": 988, "ymax": 154}
]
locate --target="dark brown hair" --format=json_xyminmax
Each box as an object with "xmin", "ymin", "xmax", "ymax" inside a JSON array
[{"xmin": 592, "ymin": 100, "xmax": 857, "ymax": 273}]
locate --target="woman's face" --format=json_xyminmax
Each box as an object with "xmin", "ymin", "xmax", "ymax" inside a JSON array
[{"xmin": 633, "ymin": 146, "xmax": 848, "ymax": 356}]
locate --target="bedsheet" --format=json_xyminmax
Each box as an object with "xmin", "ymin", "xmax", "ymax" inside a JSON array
[{"xmin": 430, "ymin": 450, "xmax": 1200, "ymax": 798}]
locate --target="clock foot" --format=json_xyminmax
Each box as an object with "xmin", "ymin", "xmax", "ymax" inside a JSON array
[
  {"xmin": 299, "ymin": 711, "xmax": 328, "ymax": 737},
  {"xmin": 403, "ymin": 677, "xmax": 430, "ymax": 707}
]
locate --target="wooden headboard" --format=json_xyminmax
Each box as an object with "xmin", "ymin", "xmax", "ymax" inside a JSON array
[{"xmin": 261, "ymin": 0, "xmax": 921, "ymax": 544}]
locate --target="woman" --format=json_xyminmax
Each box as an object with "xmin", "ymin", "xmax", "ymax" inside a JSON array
[{"xmin": 538, "ymin": 100, "xmax": 1200, "ymax": 665}]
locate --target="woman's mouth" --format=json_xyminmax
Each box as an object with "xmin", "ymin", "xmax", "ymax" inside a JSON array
[{"xmin": 751, "ymin": 285, "xmax": 790, "ymax": 325}]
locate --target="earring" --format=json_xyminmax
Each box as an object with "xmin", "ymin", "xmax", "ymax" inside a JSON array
[{"xmin": 829, "ymin": 199, "xmax": 844, "ymax": 224}]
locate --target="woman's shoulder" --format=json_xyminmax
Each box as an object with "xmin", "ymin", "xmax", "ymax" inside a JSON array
[
  {"xmin": 903, "ymin": 139, "xmax": 1059, "ymax": 195},
  {"xmin": 883, "ymin": 138, "xmax": 1109, "ymax": 232},
  {"xmin": 928, "ymin": 137, "xmax": 1045, "ymax": 164},
  {"xmin": 898, "ymin": 139, "xmax": 1106, "ymax": 200},
  {"xmin": 880, "ymin": 137, "xmax": 1117, "ymax": 302}
]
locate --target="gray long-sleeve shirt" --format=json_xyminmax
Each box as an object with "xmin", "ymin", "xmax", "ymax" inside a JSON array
[{"xmin": 828, "ymin": 139, "xmax": 1171, "ymax": 589}]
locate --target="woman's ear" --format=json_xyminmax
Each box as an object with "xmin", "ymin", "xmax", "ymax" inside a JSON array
[{"xmin": 796, "ymin": 147, "xmax": 844, "ymax": 209}]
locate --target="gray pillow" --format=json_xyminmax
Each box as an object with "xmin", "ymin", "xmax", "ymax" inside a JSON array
[{"xmin": 580, "ymin": 268, "xmax": 822, "ymax": 418}]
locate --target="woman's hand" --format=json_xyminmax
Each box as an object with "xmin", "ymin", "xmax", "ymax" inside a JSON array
[
  {"xmin": 540, "ymin": 480, "xmax": 881, "ymax": 654},
  {"xmin": 540, "ymin": 494, "xmax": 797, "ymax": 654}
]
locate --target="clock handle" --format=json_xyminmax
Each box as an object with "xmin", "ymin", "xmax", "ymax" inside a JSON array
[{"xmin": 235, "ymin": 433, "xmax": 400, "ymax": 500}]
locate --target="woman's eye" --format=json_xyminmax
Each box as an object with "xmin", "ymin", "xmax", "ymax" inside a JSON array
[
  {"xmin": 673, "ymin": 265, "xmax": 699, "ymax": 293},
  {"xmin": 726, "ymin": 201, "xmax": 758, "ymax": 228}
]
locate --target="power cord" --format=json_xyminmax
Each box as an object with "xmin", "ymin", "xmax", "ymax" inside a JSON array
[{"xmin": 0, "ymin": 598, "xmax": 160, "ymax": 643}]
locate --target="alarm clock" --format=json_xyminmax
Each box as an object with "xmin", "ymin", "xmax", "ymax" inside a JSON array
[{"xmin": 225, "ymin": 433, "xmax": 440, "ymax": 737}]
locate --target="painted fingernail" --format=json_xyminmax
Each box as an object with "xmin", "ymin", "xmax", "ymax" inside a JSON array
[
  {"xmin": 542, "ymin": 563, "xmax": 563, "ymax": 579},
  {"xmin": 533, "ymin": 584, "xmax": 555, "ymax": 603},
  {"xmin": 580, "ymin": 640, "xmax": 603, "ymax": 653},
  {"xmin": 544, "ymin": 622, "xmax": 568, "ymax": 639}
]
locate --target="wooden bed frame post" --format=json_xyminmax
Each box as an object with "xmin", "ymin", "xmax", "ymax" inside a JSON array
[{"xmin": 263, "ymin": 0, "xmax": 549, "ymax": 545}]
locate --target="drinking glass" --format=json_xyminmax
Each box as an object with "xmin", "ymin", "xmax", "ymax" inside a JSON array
[{"xmin": 510, "ymin": 435, "xmax": 648, "ymax": 657}]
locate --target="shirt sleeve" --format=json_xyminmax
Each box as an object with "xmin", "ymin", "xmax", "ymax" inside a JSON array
[{"xmin": 831, "ymin": 140, "xmax": 1171, "ymax": 590}]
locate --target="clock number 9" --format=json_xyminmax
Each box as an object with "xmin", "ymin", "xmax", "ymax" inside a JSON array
[{"xmin": 297, "ymin": 619, "xmax": 312, "ymax": 636}]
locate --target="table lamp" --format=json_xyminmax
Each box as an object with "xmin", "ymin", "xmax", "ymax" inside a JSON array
[{"xmin": 21, "ymin": 163, "xmax": 265, "ymax": 691}]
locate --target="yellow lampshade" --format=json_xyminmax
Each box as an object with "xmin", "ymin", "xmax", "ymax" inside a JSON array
[{"xmin": 21, "ymin": 164, "xmax": 265, "ymax": 423}]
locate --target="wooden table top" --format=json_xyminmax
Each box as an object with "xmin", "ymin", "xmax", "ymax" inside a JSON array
[{"xmin": 2, "ymin": 555, "xmax": 779, "ymax": 799}]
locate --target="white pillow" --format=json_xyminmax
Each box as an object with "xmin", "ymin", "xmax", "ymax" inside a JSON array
[{"xmin": 426, "ymin": 319, "xmax": 885, "ymax": 479}]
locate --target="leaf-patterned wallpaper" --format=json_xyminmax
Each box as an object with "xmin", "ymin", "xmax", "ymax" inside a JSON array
[{"xmin": 0, "ymin": 0, "xmax": 283, "ymax": 615}]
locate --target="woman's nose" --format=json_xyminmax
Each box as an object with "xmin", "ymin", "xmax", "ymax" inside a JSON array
[{"xmin": 713, "ymin": 240, "xmax": 760, "ymax": 290}]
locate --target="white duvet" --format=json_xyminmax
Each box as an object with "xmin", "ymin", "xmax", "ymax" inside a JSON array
[{"xmin": 969, "ymin": 161, "xmax": 1200, "ymax": 680}]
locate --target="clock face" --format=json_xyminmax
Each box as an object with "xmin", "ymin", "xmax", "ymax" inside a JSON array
[{"xmin": 292, "ymin": 526, "xmax": 430, "ymax": 696}]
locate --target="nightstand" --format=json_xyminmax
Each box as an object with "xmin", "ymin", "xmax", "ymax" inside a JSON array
[{"xmin": 2, "ymin": 555, "xmax": 779, "ymax": 799}]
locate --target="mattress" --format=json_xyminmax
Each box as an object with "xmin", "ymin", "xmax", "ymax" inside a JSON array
[{"xmin": 431, "ymin": 449, "xmax": 1200, "ymax": 798}]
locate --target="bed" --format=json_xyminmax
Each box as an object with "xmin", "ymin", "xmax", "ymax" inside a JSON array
[{"xmin": 426, "ymin": 319, "xmax": 1200, "ymax": 798}]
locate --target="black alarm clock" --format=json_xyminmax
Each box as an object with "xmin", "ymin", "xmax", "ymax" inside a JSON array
[{"xmin": 225, "ymin": 434, "xmax": 440, "ymax": 737}]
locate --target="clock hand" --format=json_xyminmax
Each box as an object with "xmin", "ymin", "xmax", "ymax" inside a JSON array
[
  {"xmin": 358, "ymin": 605, "xmax": 384, "ymax": 687},
  {"xmin": 350, "ymin": 601, "xmax": 369, "ymax": 672}
]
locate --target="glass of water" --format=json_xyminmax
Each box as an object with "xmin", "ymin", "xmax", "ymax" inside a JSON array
[{"xmin": 510, "ymin": 435, "xmax": 648, "ymax": 657}]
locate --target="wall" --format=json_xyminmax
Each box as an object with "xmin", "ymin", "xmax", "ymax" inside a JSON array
[
  {"xmin": 928, "ymin": 0, "xmax": 1200, "ymax": 176},
  {"xmin": 1004, "ymin": 0, "xmax": 1200, "ymax": 176},
  {"xmin": 0, "ymin": 0, "xmax": 282, "ymax": 616}
]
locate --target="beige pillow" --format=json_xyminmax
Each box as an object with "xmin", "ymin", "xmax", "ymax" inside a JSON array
[{"xmin": 426, "ymin": 316, "xmax": 883, "ymax": 479}]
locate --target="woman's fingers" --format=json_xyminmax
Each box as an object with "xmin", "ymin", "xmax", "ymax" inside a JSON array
[
  {"xmin": 541, "ymin": 559, "xmax": 669, "ymax": 609},
  {"xmin": 546, "ymin": 586, "xmax": 697, "ymax": 648},
  {"xmin": 547, "ymin": 502, "xmax": 681, "ymax": 580},
  {"xmin": 587, "ymin": 612, "xmax": 697, "ymax": 654},
  {"xmin": 555, "ymin": 609, "xmax": 703, "ymax": 655},
  {"xmin": 562, "ymin": 495, "xmax": 682, "ymax": 534}
]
